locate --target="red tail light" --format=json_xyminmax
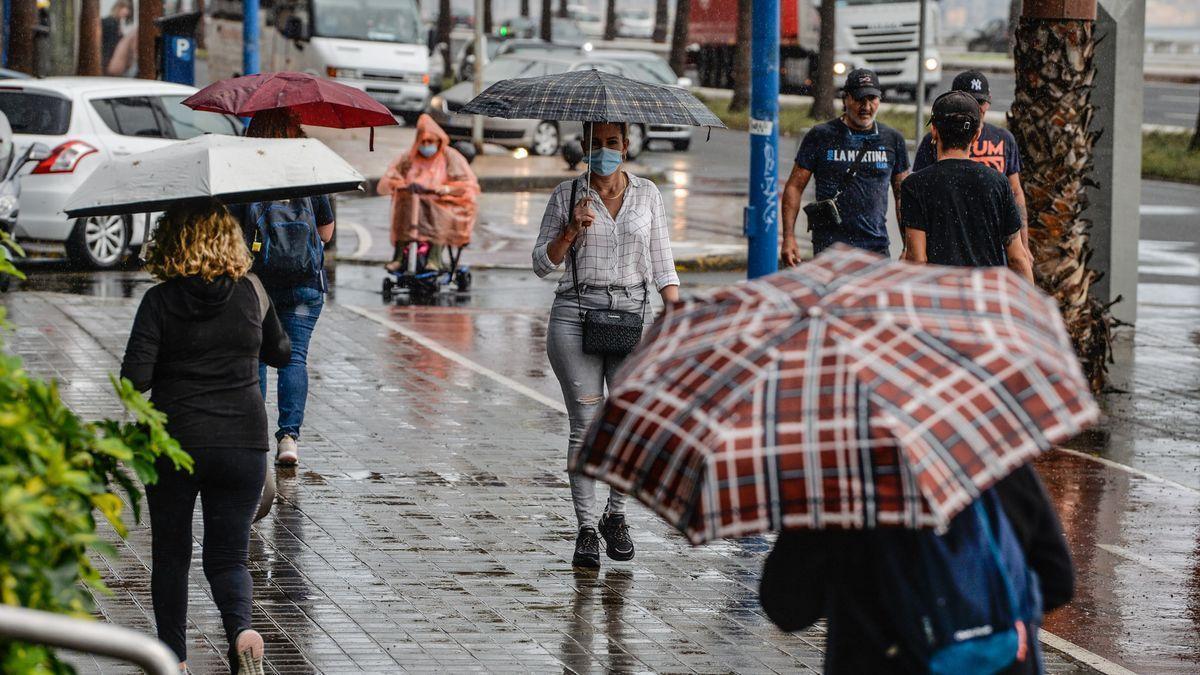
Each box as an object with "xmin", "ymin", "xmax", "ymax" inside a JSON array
[{"xmin": 31, "ymin": 140, "xmax": 97, "ymax": 174}]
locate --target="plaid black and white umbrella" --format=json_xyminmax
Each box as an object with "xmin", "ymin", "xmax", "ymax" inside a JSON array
[
  {"xmin": 572, "ymin": 245, "xmax": 1099, "ymax": 544},
  {"xmin": 458, "ymin": 69, "xmax": 726, "ymax": 128}
]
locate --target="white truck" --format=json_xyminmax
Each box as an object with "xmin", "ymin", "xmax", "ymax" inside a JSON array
[
  {"xmin": 205, "ymin": 0, "xmax": 431, "ymax": 124},
  {"xmin": 690, "ymin": 0, "xmax": 943, "ymax": 99}
]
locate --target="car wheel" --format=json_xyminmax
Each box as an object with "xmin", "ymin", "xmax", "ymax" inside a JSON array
[
  {"xmin": 66, "ymin": 214, "xmax": 130, "ymax": 270},
  {"xmin": 671, "ymin": 138, "xmax": 691, "ymax": 152},
  {"xmin": 400, "ymin": 111, "xmax": 423, "ymax": 126},
  {"xmin": 626, "ymin": 124, "xmax": 645, "ymax": 160},
  {"xmin": 531, "ymin": 121, "xmax": 560, "ymax": 156}
]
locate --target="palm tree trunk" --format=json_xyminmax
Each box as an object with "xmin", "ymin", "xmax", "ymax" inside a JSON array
[
  {"xmin": 78, "ymin": 0, "xmax": 102, "ymax": 76},
  {"xmin": 137, "ymin": 0, "xmax": 162, "ymax": 79},
  {"xmin": 652, "ymin": 0, "xmax": 670, "ymax": 43},
  {"xmin": 521, "ymin": 0, "xmax": 530, "ymax": 18},
  {"xmin": 1191, "ymin": 88, "xmax": 1200, "ymax": 152},
  {"xmin": 810, "ymin": 0, "xmax": 836, "ymax": 119},
  {"xmin": 437, "ymin": 0, "xmax": 453, "ymax": 79},
  {"xmin": 728, "ymin": 0, "xmax": 751, "ymax": 112},
  {"xmin": 604, "ymin": 0, "xmax": 618, "ymax": 42},
  {"xmin": 485, "ymin": 0, "xmax": 494, "ymax": 34},
  {"xmin": 669, "ymin": 0, "xmax": 691, "ymax": 76},
  {"xmin": 558, "ymin": 0, "xmax": 569, "ymax": 19},
  {"xmin": 1009, "ymin": 1, "xmax": 1112, "ymax": 392},
  {"xmin": 8, "ymin": 0, "xmax": 38, "ymax": 75},
  {"xmin": 541, "ymin": 0, "xmax": 554, "ymax": 41}
]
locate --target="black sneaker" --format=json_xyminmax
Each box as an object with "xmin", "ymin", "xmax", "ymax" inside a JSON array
[
  {"xmin": 573, "ymin": 526, "xmax": 601, "ymax": 568},
  {"xmin": 597, "ymin": 512, "xmax": 635, "ymax": 561}
]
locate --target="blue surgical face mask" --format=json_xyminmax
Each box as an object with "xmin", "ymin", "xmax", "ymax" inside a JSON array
[
  {"xmin": 585, "ymin": 147, "xmax": 623, "ymax": 176},
  {"xmin": 418, "ymin": 144, "xmax": 438, "ymax": 158}
]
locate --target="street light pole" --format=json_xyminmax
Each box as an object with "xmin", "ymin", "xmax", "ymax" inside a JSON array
[
  {"xmin": 746, "ymin": 0, "xmax": 780, "ymax": 279},
  {"xmin": 915, "ymin": 0, "xmax": 928, "ymax": 137},
  {"xmin": 244, "ymin": 0, "xmax": 260, "ymax": 76},
  {"xmin": 472, "ymin": 0, "xmax": 485, "ymax": 152}
]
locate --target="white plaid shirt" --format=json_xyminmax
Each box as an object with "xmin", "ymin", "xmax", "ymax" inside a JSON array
[{"xmin": 533, "ymin": 172, "xmax": 680, "ymax": 293}]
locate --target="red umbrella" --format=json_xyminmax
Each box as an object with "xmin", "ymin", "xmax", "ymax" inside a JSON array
[
  {"xmin": 573, "ymin": 245, "xmax": 1099, "ymax": 544},
  {"xmin": 182, "ymin": 71, "xmax": 398, "ymax": 149}
]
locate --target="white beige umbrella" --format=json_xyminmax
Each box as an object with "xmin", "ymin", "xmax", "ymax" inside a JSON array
[{"xmin": 64, "ymin": 134, "xmax": 363, "ymax": 218}]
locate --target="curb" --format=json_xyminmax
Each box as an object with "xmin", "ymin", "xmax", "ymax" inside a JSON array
[
  {"xmin": 332, "ymin": 251, "xmax": 752, "ymax": 273},
  {"xmin": 345, "ymin": 168, "xmax": 669, "ymax": 200},
  {"xmin": 941, "ymin": 58, "xmax": 1200, "ymax": 85}
]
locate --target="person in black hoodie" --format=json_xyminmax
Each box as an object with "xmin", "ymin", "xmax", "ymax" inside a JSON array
[
  {"xmin": 121, "ymin": 201, "xmax": 291, "ymax": 675},
  {"xmin": 758, "ymin": 464, "xmax": 1074, "ymax": 674}
]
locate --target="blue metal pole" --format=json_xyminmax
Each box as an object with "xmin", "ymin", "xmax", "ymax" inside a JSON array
[
  {"xmin": 243, "ymin": 0, "xmax": 260, "ymax": 76},
  {"xmin": 2, "ymin": 0, "xmax": 10, "ymax": 67},
  {"xmin": 745, "ymin": 0, "xmax": 780, "ymax": 279}
]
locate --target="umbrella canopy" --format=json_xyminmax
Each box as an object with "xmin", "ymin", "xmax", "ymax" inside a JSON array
[
  {"xmin": 181, "ymin": 71, "xmax": 398, "ymax": 129},
  {"xmin": 573, "ymin": 245, "xmax": 1099, "ymax": 545},
  {"xmin": 458, "ymin": 69, "xmax": 726, "ymax": 128},
  {"xmin": 64, "ymin": 135, "xmax": 363, "ymax": 218}
]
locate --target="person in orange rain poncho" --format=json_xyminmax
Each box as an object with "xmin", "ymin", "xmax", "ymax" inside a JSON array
[{"xmin": 377, "ymin": 114, "xmax": 480, "ymax": 271}]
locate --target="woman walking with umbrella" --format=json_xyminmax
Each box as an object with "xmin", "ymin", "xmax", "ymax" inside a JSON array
[{"xmin": 533, "ymin": 120, "xmax": 680, "ymax": 568}]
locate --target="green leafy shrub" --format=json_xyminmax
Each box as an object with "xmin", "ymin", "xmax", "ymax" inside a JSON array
[{"xmin": 0, "ymin": 235, "xmax": 192, "ymax": 673}]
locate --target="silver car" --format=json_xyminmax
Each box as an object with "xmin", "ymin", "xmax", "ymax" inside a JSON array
[{"xmin": 429, "ymin": 50, "xmax": 695, "ymax": 156}]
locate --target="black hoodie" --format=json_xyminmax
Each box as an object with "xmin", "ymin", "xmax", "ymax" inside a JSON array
[{"xmin": 121, "ymin": 275, "xmax": 291, "ymax": 451}]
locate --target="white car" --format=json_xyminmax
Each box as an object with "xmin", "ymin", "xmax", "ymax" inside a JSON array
[
  {"xmin": 0, "ymin": 77, "xmax": 241, "ymax": 268},
  {"xmin": 615, "ymin": 9, "xmax": 654, "ymax": 40},
  {"xmin": 568, "ymin": 6, "xmax": 605, "ymax": 39}
]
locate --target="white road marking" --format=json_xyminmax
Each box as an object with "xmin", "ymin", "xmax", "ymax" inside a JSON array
[
  {"xmin": 342, "ymin": 303, "xmax": 1182, "ymax": 675},
  {"xmin": 1098, "ymin": 544, "xmax": 1189, "ymax": 580},
  {"xmin": 1138, "ymin": 240, "xmax": 1200, "ymax": 277},
  {"xmin": 1160, "ymin": 94, "xmax": 1200, "ymax": 104},
  {"xmin": 1054, "ymin": 448, "xmax": 1200, "ymax": 495},
  {"xmin": 340, "ymin": 220, "xmax": 374, "ymax": 259},
  {"xmin": 1165, "ymin": 112, "xmax": 1195, "ymax": 121},
  {"xmin": 1039, "ymin": 631, "xmax": 1140, "ymax": 675},
  {"xmin": 344, "ymin": 305, "xmax": 567, "ymax": 414},
  {"xmin": 1138, "ymin": 205, "xmax": 1200, "ymax": 216}
]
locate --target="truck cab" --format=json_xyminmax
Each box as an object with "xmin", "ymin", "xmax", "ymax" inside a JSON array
[{"xmin": 830, "ymin": 0, "xmax": 942, "ymax": 99}]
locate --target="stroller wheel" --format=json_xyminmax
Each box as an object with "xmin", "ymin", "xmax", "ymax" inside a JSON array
[
  {"xmin": 454, "ymin": 269, "xmax": 472, "ymax": 292},
  {"xmin": 381, "ymin": 276, "xmax": 395, "ymax": 301}
]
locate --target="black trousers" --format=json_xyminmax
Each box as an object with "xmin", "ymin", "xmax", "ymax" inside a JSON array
[{"xmin": 147, "ymin": 448, "xmax": 266, "ymax": 669}]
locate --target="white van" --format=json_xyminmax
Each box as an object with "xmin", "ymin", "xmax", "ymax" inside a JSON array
[{"xmin": 206, "ymin": 0, "xmax": 430, "ymax": 125}]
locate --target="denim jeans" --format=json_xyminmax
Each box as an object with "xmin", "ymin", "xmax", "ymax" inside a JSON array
[
  {"xmin": 259, "ymin": 286, "xmax": 324, "ymax": 441},
  {"xmin": 547, "ymin": 285, "xmax": 649, "ymax": 528},
  {"xmin": 147, "ymin": 448, "xmax": 265, "ymax": 670}
]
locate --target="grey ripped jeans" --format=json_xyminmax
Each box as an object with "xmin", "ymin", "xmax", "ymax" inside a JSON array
[{"xmin": 547, "ymin": 284, "xmax": 649, "ymax": 528}]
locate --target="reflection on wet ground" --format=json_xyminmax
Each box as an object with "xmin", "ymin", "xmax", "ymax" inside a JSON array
[{"xmin": 4, "ymin": 259, "xmax": 1197, "ymax": 672}]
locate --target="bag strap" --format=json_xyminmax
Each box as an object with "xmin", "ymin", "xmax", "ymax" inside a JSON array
[
  {"xmin": 832, "ymin": 141, "xmax": 873, "ymax": 199},
  {"xmin": 246, "ymin": 273, "xmax": 270, "ymax": 322}
]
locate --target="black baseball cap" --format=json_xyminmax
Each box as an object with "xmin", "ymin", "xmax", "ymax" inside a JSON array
[
  {"xmin": 842, "ymin": 68, "xmax": 881, "ymax": 98},
  {"xmin": 951, "ymin": 70, "xmax": 991, "ymax": 103},
  {"xmin": 929, "ymin": 90, "xmax": 982, "ymax": 129}
]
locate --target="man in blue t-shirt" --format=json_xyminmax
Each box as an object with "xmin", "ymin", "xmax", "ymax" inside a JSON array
[
  {"xmin": 781, "ymin": 68, "xmax": 910, "ymax": 265},
  {"xmin": 912, "ymin": 70, "xmax": 1028, "ymax": 254}
]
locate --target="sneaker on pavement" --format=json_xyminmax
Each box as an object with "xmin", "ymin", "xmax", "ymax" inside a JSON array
[
  {"xmin": 234, "ymin": 629, "xmax": 265, "ymax": 675},
  {"xmin": 598, "ymin": 512, "xmax": 635, "ymax": 561},
  {"xmin": 573, "ymin": 526, "xmax": 601, "ymax": 568},
  {"xmin": 275, "ymin": 435, "xmax": 298, "ymax": 466}
]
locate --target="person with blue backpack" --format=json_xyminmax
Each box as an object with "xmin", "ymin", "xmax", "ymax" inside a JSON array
[
  {"xmin": 759, "ymin": 464, "xmax": 1074, "ymax": 674},
  {"xmin": 230, "ymin": 108, "xmax": 336, "ymax": 467}
]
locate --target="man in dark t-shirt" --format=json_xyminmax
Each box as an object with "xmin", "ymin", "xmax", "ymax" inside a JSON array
[
  {"xmin": 901, "ymin": 91, "xmax": 1033, "ymax": 282},
  {"xmin": 781, "ymin": 69, "xmax": 910, "ymax": 263},
  {"xmin": 912, "ymin": 71, "xmax": 1029, "ymax": 254}
]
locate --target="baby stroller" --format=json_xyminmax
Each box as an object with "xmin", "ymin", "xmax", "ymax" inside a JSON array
[{"xmin": 382, "ymin": 185, "xmax": 473, "ymax": 301}]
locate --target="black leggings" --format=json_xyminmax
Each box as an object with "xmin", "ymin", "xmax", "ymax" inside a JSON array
[{"xmin": 146, "ymin": 448, "xmax": 266, "ymax": 669}]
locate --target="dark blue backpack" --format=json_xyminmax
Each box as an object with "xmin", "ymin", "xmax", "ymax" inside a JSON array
[
  {"xmin": 247, "ymin": 199, "xmax": 324, "ymax": 287},
  {"xmin": 878, "ymin": 490, "xmax": 1043, "ymax": 675}
]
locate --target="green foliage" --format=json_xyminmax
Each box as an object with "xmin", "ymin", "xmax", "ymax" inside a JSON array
[
  {"xmin": 1142, "ymin": 131, "xmax": 1200, "ymax": 185},
  {"xmin": 0, "ymin": 259, "xmax": 192, "ymax": 672}
]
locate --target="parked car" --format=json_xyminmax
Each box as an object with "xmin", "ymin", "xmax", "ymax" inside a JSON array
[
  {"xmin": 0, "ymin": 78, "xmax": 242, "ymax": 268},
  {"xmin": 615, "ymin": 9, "xmax": 654, "ymax": 40},
  {"xmin": 967, "ymin": 18, "xmax": 1011, "ymax": 53},
  {"xmin": 431, "ymin": 50, "xmax": 694, "ymax": 157},
  {"xmin": 568, "ymin": 5, "xmax": 605, "ymax": 39},
  {"xmin": 498, "ymin": 17, "xmax": 589, "ymax": 47}
]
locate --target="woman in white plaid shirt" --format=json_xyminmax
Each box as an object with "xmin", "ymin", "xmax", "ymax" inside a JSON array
[{"xmin": 533, "ymin": 121, "xmax": 680, "ymax": 569}]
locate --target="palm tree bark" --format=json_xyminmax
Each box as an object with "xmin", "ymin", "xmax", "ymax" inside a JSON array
[
  {"xmin": 437, "ymin": 0, "xmax": 453, "ymax": 79},
  {"xmin": 669, "ymin": 0, "xmax": 691, "ymax": 76},
  {"xmin": 558, "ymin": 0, "xmax": 569, "ymax": 19},
  {"xmin": 604, "ymin": 0, "xmax": 618, "ymax": 42},
  {"xmin": 8, "ymin": 0, "xmax": 38, "ymax": 75},
  {"xmin": 1009, "ymin": 0, "xmax": 1112, "ymax": 391},
  {"xmin": 137, "ymin": 0, "xmax": 162, "ymax": 79},
  {"xmin": 728, "ymin": 0, "xmax": 751, "ymax": 112},
  {"xmin": 521, "ymin": 0, "xmax": 530, "ymax": 18},
  {"xmin": 541, "ymin": 0, "xmax": 554, "ymax": 41},
  {"xmin": 78, "ymin": 0, "xmax": 102, "ymax": 76},
  {"xmin": 810, "ymin": 0, "xmax": 837, "ymax": 119},
  {"xmin": 484, "ymin": 0, "xmax": 494, "ymax": 34},
  {"xmin": 652, "ymin": 0, "xmax": 669, "ymax": 43},
  {"xmin": 1191, "ymin": 87, "xmax": 1200, "ymax": 151}
]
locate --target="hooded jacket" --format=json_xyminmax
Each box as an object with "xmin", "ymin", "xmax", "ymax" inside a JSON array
[{"xmin": 121, "ymin": 275, "xmax": 290, "ymax": 451}]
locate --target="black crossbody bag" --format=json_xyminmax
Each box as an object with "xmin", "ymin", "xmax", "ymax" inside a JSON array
[
  {"xmin": 567, "ymin": 178, "xmax": 648, "ymax": 357},
  {"xmin": 802, "ymin": 142, "xmax": 871, "ymax": 232}
]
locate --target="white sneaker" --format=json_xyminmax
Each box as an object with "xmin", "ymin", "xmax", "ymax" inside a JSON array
[
  {"xmin": 275, "ymin": 436, "xmax": 298, "ymax": 466},
  {"xmin": 235, "ymin": 629, "xmax": 265, "ymax": 675}
]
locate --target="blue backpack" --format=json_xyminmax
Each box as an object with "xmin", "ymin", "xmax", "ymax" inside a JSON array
[
  {"xmin": 878, "ymin": 490, "xmax": 1043, "ymax": 675},
  {"xmin": 247, "ymin": 199, "xmax": 324, "ymax": 287}
]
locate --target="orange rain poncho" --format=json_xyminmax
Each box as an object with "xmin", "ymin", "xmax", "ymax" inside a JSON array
[{"xmin": 377, "ymin": 114, "xmax": 480, "ymax": 248}]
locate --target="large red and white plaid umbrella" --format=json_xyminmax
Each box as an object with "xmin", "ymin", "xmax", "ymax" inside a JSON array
[{"xmin": 573, "ymin": 245, "xmax": 1099, "ymax": 544}]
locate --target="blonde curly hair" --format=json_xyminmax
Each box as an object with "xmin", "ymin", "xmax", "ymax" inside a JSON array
[{"xmin": 145, "ymin": 201, "xmax": 251, "ymax": 282}]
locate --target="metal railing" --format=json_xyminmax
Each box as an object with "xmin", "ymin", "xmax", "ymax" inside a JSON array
[{"xmin": 0, "ymin": 604, "xmax": 179, "ymax": 675}]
